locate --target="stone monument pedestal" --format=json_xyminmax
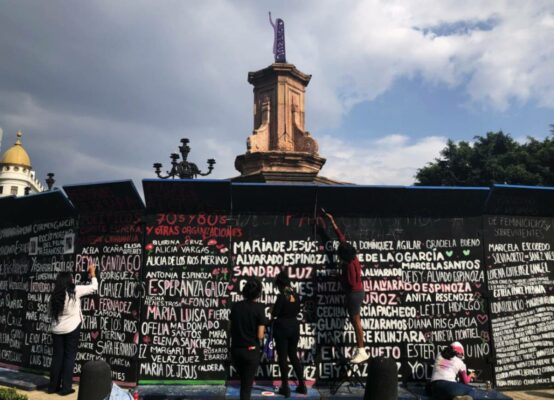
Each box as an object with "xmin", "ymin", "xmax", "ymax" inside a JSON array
[
  {"xmin": 234, "ymin": 151, "xmax": 337, "ymax": 184},
  {"xmin": 233, "ymin": 63, "xmax": 339, "ymax": 184}
]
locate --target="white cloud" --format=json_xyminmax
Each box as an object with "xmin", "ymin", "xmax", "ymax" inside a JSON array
[
  {"xmin": 319, "ymin": 134, "xmax": 447, "ymax": 185},
  {"xmin": 296, "ymin": 0, "xmax": 554, "ymax": 116}
]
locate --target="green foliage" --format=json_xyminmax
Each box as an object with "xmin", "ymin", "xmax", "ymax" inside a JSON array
[
  {"xmin": 0, "ymin": 388, "xmax": 28, "ymax": 400},
  {"xmin": 415, "ymin": 130, "xmax": 554, "ymax": 186}
]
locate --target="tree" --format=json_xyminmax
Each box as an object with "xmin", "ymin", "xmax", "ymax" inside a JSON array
[{"xmin": 414, "ymin": 130, "xmax": 554, "ymax": 186}]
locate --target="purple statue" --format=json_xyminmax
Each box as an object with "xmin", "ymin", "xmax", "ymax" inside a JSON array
[{"xmin": 269, "ymin": 12, "xmax": 286, "ymax": 63}]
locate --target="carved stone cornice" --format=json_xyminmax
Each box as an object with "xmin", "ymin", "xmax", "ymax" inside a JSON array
[{"xmin": 248, "ymin": 63, "xmax": 311, "ymax": 87}]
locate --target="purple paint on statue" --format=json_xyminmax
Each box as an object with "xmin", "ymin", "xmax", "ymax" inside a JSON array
[{"xmin": 269, "ymin": 12, "xmax": 286, "ymax": 63}]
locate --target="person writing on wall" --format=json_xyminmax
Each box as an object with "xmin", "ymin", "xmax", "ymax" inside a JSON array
[
  {"xmin": 229, "ymin": 278, "xmax": 267, "ymax": 400},
  {"xmin": 322, "ymin": 210, "xmax": 368, "ymax": 364},
  {"xmin": 271, "ymin": 271, "xmax": 307, "ymax": 398},
  {"xmin": 430, "ymin": 342, "xmax": 477, "ymax": 400},
  {"xmin": 48, "ymin": 263, "xmax": 98, "ymax": 395}
]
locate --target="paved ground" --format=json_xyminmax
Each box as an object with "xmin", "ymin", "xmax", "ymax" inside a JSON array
[
  {"xmin": 4, "ymin": 380, "xmax": 554, "ymax": 400},
  {"xmin": 1, "ymin": 385, "xmax": 78, "ymax": 400},
  {"xmin": 502, "ymin": 390, "xmax": 554, "ymax": 400}
]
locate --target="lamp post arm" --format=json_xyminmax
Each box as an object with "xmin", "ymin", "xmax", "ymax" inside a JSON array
[
  {"xmin": 155, "ymin": 171, "xmax": 171, "ymax": 179},
  {"xmin": 153, "ymin": 163, "xmax": 173, "ymax": 179},
  {"xmin": 199, "ymin": 159, "xmax": 215, "ymax": 176}
]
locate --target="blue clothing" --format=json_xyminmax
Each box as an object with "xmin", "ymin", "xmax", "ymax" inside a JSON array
[{"xmin": 431, "ymin": 380, "xmax": 476, "ymax": 400}]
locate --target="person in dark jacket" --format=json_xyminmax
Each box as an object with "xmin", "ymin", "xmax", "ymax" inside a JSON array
[
  {"xmin": 323, "ymin": 211, "xmax": 368, "ymax": 363},
  {"xmin": 229, "ymin": 278, "xmax": 267, "ymax": 400},
  {"xmin": 271, "ymin": 271, "xmax": 306, "ymax": 398}
]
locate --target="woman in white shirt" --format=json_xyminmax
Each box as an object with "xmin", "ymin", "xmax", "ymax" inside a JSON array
[
  {"xmin": 430, "ymin": 342, "xmax": 477, "ymax": 400},
  {"xmin": 48, "ymin": 264, "xmax": 98, "ymax": 395}
]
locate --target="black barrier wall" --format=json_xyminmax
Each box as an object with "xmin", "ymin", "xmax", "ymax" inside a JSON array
[
  {"xmin": 484, "ymin": 186, "xmax": 554, "ymax": 388},
  {"xmin": 0, "ymin": 191, "xmax": 77, "ymax": 373},
  {"xmin": 0, "ymin": 180, "xmax": 553, "ymax": 389},
  {"xmin": 64, "ymin": 181, "xmax": 144, "ymax": 385}
]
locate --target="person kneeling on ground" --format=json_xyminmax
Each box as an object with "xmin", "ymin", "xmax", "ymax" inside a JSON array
[{"xmin": 430, "ymin": 341, "xmax": 477, "ymax": 400}]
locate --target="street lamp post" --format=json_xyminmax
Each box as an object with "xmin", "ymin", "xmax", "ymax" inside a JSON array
[
  {"xmin": 153, "ymin": 138, "xmax": 216, "ymax": 179},
  {"xmin": 45, "ymin": 173, "xmax": 56, "ymax": 190}
]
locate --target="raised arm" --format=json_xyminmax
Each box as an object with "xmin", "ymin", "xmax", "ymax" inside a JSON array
[
  {"xmin": 76, "ymin": 263, "xmax": 98, "ymax": 298},
  {"xmin": 322, "ymin": 210, "xmax": 347, "ymax": 242}
]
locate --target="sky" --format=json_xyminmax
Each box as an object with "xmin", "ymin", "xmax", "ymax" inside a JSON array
[{"xmin": 0, "ymin": 0, "xmax": 553, "ymax": 189}]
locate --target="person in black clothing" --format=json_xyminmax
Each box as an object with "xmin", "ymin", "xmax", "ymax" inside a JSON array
[
  {"xmin": 229, "ymin": 278, "xmax": 267, "ymax": 400},
  {"xmin": 271, "ymin": 271, "xmax": 307, "ymax": 398}
]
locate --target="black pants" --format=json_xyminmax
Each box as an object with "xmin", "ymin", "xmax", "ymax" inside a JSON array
[
  {"xmin": 274, "ymin": 319, "xmax": 304, "ymax": 386},
  {"xmin": 49, "ymin": 325, "xmax": 81, "ymax": 392},
  {"xmin": 232, "ymin": 347, "xmax": 260, "ymax": 400}
]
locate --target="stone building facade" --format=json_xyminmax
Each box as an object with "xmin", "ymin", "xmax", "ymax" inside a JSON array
[{"xmin": 0, "ymin": 131, "xmax": 44, "ymax": 197}]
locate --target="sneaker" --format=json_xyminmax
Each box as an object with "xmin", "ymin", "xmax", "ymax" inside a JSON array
[
  {"xmin": 295, "ymin": 383, "xmax": 307, "ymax": 394},
  {"xmin": 351, "ymin": 347, "xmax": 369, "ymax": 363},
  {"xmin": 277, "ymin": 385, "xmax": 291, "ymax": 398},
  {"xmin": 351, "ymin": 347, "xmax": 359, "ymax": 359},
  {"xmin": 58, "ymin": 388, "xmax": 76, "ymax": 396}
]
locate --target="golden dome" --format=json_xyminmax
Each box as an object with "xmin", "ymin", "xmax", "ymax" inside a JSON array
[{"xmin": 1, "ymin": 131, "xmax": 32, "ymax": 167}]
